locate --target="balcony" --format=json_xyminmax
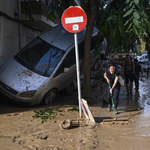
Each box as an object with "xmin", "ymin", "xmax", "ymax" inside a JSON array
[{"xmin": 21, "ymin": 1, "xmax": 59, "ymax": 31}]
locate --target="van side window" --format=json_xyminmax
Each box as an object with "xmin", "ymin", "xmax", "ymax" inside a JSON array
[
  {"xmin": 54, "ymin": 41, "xmax": 85, "ymax": 78},
  {"xmin": 54, "ymin": 49, "xmax": 76, "ymax": 77},
  {"xmin": 54, "ymin": 41, "xmax": 86, "ymax": 78}
]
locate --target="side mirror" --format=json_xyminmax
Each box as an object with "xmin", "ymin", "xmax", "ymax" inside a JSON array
[{"xmin": 64, "ymin": 68, "xmax": 69, "ymax": 73}]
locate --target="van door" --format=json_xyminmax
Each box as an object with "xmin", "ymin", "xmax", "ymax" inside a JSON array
[
  {"xmin": 53, "ymin": 48, "xmax": 76, "ymax": 91},
  {"xmin": 53, "ymin": 41, "xmax": 84, "ymax": 91}
]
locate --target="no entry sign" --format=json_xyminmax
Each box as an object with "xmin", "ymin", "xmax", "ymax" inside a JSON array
[
  {"xmin": 61, "ymin": 6, "xmax": 87, "ymax": 33},
  {"xmin": 61, "ymin": 6, "xmax": 87, "ymax": 118}
]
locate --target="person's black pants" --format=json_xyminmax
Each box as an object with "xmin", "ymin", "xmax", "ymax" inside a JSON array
[
  {"xmin": 134, "ymin": 74, "xmax": 139, "ymax": 89},
  {"xmin": 147, "ymin": 68, "xmax": 150, "ymax": 78},
  {"xmin": 124, "ymin": 73, "xmax": 133, "ymax": 84},
  {"xmin": 107, "ymin": 86, "xmax": 120, "ymax": 109}
]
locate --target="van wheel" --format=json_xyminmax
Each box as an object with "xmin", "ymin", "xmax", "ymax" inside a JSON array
[
  {"xmin": 42, "ymin": 90, "xmax": 56, "ymax": 105},
  {"xmin": 64, "ymin": 82, "xmax": 74, "ymax": 94}
]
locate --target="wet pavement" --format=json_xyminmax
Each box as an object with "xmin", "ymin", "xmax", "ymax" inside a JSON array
[{"xmin": 95, "ymin": 75, "xmax": 150, "ymax": 149}]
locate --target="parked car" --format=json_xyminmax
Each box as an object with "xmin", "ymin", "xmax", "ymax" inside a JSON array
[
  {"xmin": 137, "ymin": 54, "xmax": 149, "ymax": 63},
  {"xmin": 0, "ymin": 25, "xmax": 99, "ymax": 106}
]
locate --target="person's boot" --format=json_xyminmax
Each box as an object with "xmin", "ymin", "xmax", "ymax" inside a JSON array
[
  {"xmin": 115, "ymin": 109, "xmax": 118, "ymax": 114},
  {"xmin": 108, "ymin": 104, "xmax": 111, "ymax": 111}
]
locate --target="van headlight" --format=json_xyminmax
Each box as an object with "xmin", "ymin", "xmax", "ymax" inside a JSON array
[{"xmin": 18, "ymin": 90, "xmax": 36, "ymax": 98}]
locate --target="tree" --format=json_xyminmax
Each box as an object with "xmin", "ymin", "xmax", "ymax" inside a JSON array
[
  {"xmin": 140, "ymin": 0, "xmax": 150, "ymax": 56},
  {"xmin": 83, "ymin": 0, "xmax": 98, "ymax": 99},
  {"xmin": 98, "ymin": 0, "xmax": 150, "ymax": 54}
]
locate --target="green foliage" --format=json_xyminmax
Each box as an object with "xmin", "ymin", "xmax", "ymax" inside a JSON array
[
  {"xmin": 32, "ymin": 108, "xmax": 62, "ymax": 123},
  {"xmin": 23, "ymin": 0, "xmax": 150, "ymax": 55},
  {"xmin": 134, "ymin": 0, "xmax": 139, "ymax": 5},
  {"xmin": 123, "ymin": 7, "xmax": 134, "ymax": 17},
  {"xmin": 47, "ymin": 0, "xmax": 74, "ymax": 21},
  {"xmin": 123, "ymin": 0, "xmax": 149, "ymax": 40},
  {"xmin": 68, "ymin": 106, "xmax": 79, "ymax": 111},
  {"xmin": 98, "ymin": 0, "xmax": 129, "ymax": 53},
  {"xmin": 133, "ymin": 11, "xmax": 140, "ymax": 19},
  {"xmin": 97, "ymin": 0, "xmax": 150, "ymax": 54},
  {"xmin": 21, "ymin": 1, "xmax": 36, "ymax": 22}
]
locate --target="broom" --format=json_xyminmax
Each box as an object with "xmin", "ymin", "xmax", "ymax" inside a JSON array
[{"xmin": 103, "ymin": 82, "xmax": 128, "ymax": 122}]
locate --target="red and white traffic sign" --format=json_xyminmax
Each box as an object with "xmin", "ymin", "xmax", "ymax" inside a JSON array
[{"xmin": 61, "ymin": 6, "xmax": 87, "ymax": 33}]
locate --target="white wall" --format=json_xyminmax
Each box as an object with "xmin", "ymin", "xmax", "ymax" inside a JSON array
[
  {"xmin": 0, "ymin": 0, "xmax": 19, "ymax": 65},
  {"xmin": 2, "ymin": 17, "xmax": 19, "ymax": 64},
  {"xmin": 0, "ymin": 0, "xmax": 41, "ymax": 66},
  {"xmin": 0, "ymin": 0, "xmax": 18, "ymax": 18},
  {"xmin": 1, "ymin": 17, "xmax": 41, "ymax": 65},
  {"xmin": 21, "ymin": 25, "xmax": 41, "ymax": 48}
]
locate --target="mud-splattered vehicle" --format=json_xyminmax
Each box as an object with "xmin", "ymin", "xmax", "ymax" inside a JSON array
[{"xmin": 0, "ymin": 25, "xmax": 99, "ymax": 106}]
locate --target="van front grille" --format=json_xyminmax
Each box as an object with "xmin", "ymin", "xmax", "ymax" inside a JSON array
[{"xmin": 0, "ymin": 81, "xmax": 18, "ymax": 95}]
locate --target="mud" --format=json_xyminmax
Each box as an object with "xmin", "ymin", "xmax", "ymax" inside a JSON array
[{"xmin": 0, "ymin": 75, "xmax": 150, "ymax": 150}]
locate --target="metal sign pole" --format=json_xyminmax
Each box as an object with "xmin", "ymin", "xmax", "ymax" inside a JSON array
[{"xmin": 74, "ymin": 33, "xmax": 82, "ymax": 118}]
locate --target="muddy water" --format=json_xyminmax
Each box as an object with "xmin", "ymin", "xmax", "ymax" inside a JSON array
[{"xmin": 0, "ymin": 78, "xmax": 150, "ymax": 149}]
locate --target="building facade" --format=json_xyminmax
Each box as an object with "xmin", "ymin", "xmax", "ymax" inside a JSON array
[{"xmin": 0, "ymin": 0, "xmax": 58, "ymax": 66}]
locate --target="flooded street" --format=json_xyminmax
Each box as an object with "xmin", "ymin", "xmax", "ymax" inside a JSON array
[
  {"xmin": 92, "ymin": 77, "xmax": 150, "ymax": 150},
  {"xmin": 0, "ymin": 76, "xmax": 150, "ymax": 149}
]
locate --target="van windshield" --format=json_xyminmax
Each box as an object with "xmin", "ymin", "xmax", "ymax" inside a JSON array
[{"xmin": 15, "ymin": 37, "xmax": 65, "ymax": 77}]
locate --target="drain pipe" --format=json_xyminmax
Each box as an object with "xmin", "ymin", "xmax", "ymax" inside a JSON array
[{"xmin": 18, "ymin": 0, "xmax": 22, "ymax": 50}]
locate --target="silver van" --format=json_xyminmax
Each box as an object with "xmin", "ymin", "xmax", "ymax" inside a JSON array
[{"xmin": 0, "ymin": 25, "xmax": 99, "ymax": 106}]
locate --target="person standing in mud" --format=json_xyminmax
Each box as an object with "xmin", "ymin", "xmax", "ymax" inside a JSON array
[
  {"xmin": 134, "ymin": 58, "xmax": 143, "ymax": 91},
  {"xmin": 104, "ymin": 63, "xmax": 120, "ymax": 114},
  {"xmin": 123, "ymin": 54, "xmax": 134, "ymax": 96},
  {"xmin": 146, "ymin": 56, "xmax": 150, "ymax": 79}
]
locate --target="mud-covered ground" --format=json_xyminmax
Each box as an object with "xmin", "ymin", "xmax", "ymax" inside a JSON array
[{"xmin": 0, "ymin": 73, "xmax": 150, "ymax": 150}]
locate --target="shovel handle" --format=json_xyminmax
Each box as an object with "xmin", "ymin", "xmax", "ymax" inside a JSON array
[{"xmin": 108, "ymin": 82, "xmax": 117, "ymax": 119}]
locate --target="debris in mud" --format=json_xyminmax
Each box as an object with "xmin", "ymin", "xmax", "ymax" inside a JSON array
[
  {"xmin": 6, "ymin": 113, "xmax": 22, "ymax": 116},
  {"xmin": 100, "ymin": 120, "xmax": 135, "ymax": 125},
  {"xmin": 13, "ymin": 136, "xmax": 20, "ymax": 143},
  {"xmin": 23, "ymin": 145, "xmax": 39, "ymax": 150},
  {"xmin": 101, "ymin": 121, "xmax": 129, "ymax": 125},
  {"xmin": 61, "ymin": 119, "xmax": 88, "ymax": 129},
  {"xmin": 61, "ymin": 119, "xmax": 72, "ymax": 129},
  {"xmin": 37, "ymin": 135, "xmax": 49, "ymax": 140}
]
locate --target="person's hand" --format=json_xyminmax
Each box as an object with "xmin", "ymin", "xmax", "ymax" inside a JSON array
[
  {"xmin": 110, "ymin": 88, "xmax": 113, "ymax": 94},
  {"xmin": 106, "ymin": 78, "xmax": 110, "ymax": 83}
]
